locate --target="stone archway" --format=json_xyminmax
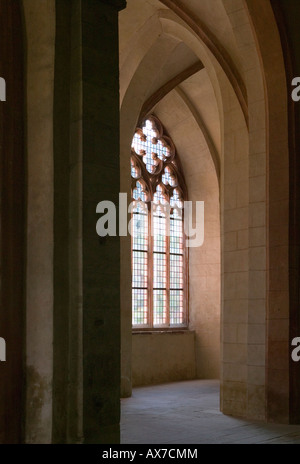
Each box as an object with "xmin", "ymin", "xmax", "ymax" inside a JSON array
[{"xmin": 119, "ymin": 0, "xmax": 291, "ymax": 424}]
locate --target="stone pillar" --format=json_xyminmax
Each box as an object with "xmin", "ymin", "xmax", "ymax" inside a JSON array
[
  {"xmin": 24, "ymin": 0, "xmax": 56, "ymax": 444},
  {"xmin": 53, "ymin": 0, "xmax": 126, "ymax": 444},
  {"xmin": 0, "ymin": 0, "xmax": 25, "ymax": 444},
  {"xmin": 271, "ymin": 0, "xmax": 300, "ymax": 424},
  {"xmin": 81, "ymin": 0, "xmax": 126, "ymax": 444}
]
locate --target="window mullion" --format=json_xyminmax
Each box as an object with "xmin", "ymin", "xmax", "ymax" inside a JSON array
[
  {"xmin": 166, "ymin": 218, "xmax": 170, "ymax": 327},
  {"xmin": 183, "ymin": 211, "xmax": 188, "ymax": 327},
  {"xmin": 148, "ymin": 205, "xmax": 153, "ymax": 328}
]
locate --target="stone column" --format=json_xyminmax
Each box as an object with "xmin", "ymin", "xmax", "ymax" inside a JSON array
[
  {"xmin": 24, "ymin": 0, "xmax": 56, "ymax": 444},
  {"xmin": 82, "ymin": 0, "xmax": 126, "ymax": 444},
  {"xmin": 0, "ymin": 0, "xmax": 25, "ymax": 444},
  {"xmin": 73, "ymin": 0, "xmax": 126, "ymax": 444},
  {"xmin": 53, "ymin": 0, "xmax": 126, "ymax": 444}
]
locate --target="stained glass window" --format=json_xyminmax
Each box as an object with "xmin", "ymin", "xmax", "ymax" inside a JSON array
[{"xmin": 131, "ymin": 116, "xmax": 187, "ymax": 329}]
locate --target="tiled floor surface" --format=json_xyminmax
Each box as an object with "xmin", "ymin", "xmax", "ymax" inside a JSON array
[{"xmin": 121, "ymin": 380, "xmax": 300, "ymax": 444}]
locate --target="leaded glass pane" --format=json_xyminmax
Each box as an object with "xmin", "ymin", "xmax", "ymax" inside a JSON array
[
  {"xmin": 132, "ymin": 289, "xmax": 148, "ymax": 326},
  {"xmin": 153, "ymin": 290, "xmax": 167, "ymax": 326},
  {"xmin": 153, "ymin": 213, "xmax": 166, "ymax": 253},
  {"xmin": 132, "ymin": 204, "xmax": 148, "ymax": 252},
  {"xmin": 170, "ymin": 290, "xmax": 184, "ymax": 325},
  {"xmin": 170, "ymin": 216, "xmax": 183, "ymax": 254},
  {"xmin": 170, "ymin": 254, "xmax": 183, "ymax": 289},
  {"xmin": 132, "ymin": 251, "xmax": 148, "ymax": 288},
  {"xmin": 153, "ymin": 253, "xmax": 166, "ymax": 289}
]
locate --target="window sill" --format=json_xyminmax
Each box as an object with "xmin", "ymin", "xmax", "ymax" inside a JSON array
[{"xmin": 132, "ymin": 328, "xmax": 194, "ymax": 335}]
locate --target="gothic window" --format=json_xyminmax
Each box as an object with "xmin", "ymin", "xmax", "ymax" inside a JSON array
[{"xmin": 131, "ymin": 116, "xmax": 188, "ymax": 329}]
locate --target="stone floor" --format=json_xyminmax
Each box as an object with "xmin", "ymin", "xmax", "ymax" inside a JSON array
[{"xmin": 121, "ymin": 380, "xmax": 300, "ymax": 444}]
